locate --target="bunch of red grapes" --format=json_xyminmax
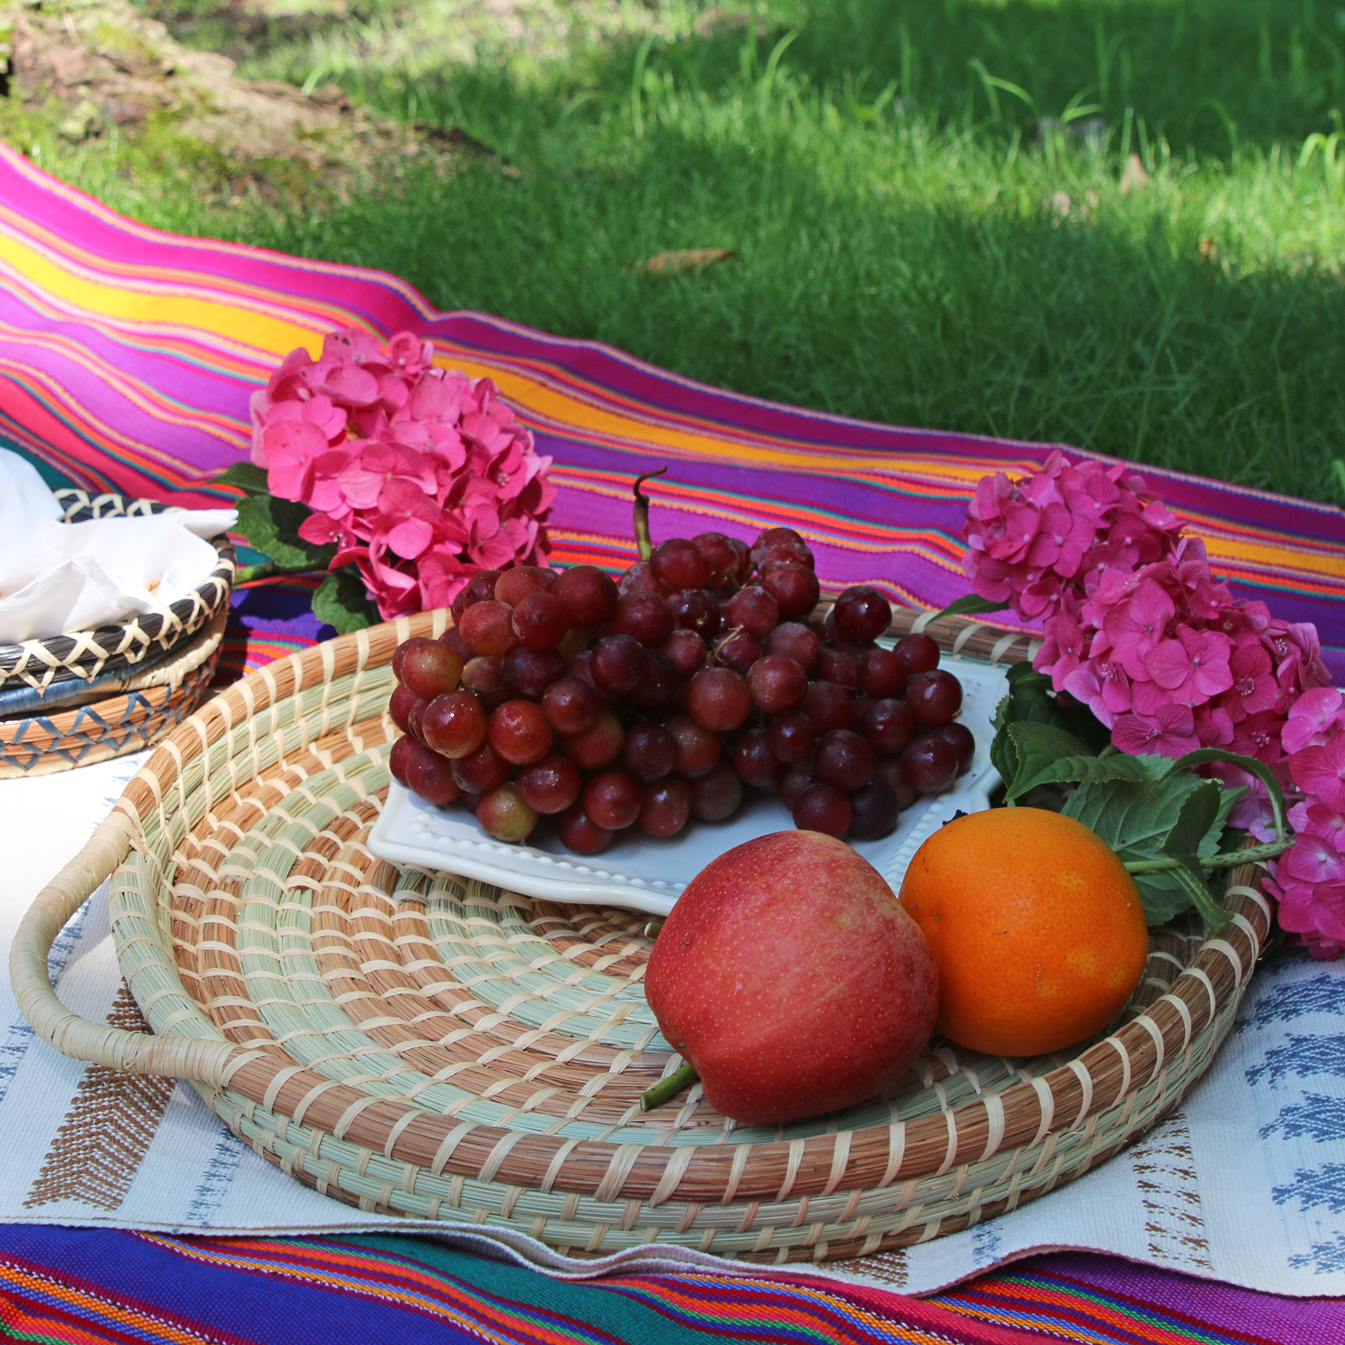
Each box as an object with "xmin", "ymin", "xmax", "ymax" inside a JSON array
[{"xmin": 387, "ymin": 527, "xmax": 972, "ymax": 855}]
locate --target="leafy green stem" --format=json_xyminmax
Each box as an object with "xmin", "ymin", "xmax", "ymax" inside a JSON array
[
  {"xmin": 639, "ymin": 1061, "xmax": 699, "ymax": 1111},
  {"xmin": 236, "ymin": 560, "xmax": 325, "ymax": 584},
  {"xmin": 1123, "ymin": 837, "xmax": 1294, "ymax": 875}
]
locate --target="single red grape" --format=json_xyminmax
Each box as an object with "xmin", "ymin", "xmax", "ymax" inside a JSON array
[
  {"xmin": 715, "ymin": 629, "xmax": 760, "ymax": 676},
  {"xmin": 562, "ymin": 708, "xmax": 625, "ymax": 770},
  {"xmin": 931, "ymin": 721, "xmax": 976, "ymax": 774},
  {"xmin": 690, "ymin": 762, "xmax": 744, "ymax": 821},
  {"xmin": 691, "ymin": 532, "xmax": 738, "ymax": 587},
  {"xmin": 687, "ymin": 668, "xmax": 751, "ymax": 732},
  {"xmin": 639, "ymin": 778, "xmax": 692, "ymax": 838},
  {"xmin": 591, "ymin": 633, "xmax": 648, "ymax": 694},
  {"xmin": 876, "ymin": 758, "xmax": 919, "ymax": 809},
  {"xmin": 779, "ymin": 761, "xmax": 824, "ymax": 808},
  {"xmin": 668, "ymin": 588, "xmax": 721, "ymax": 637},
  {"xmin": 859, "ymin": 647, "xmax": 908, "ymax": 698},
  {"xmin": 747, "ymin": 654, "xmax": 808, "ymax": 714},
  {"xmin": 461, "ymin": 655, "xmax": 507, "ymax": 694},
  {"xmin": 792, "ymin": 782, "xmax": 852, "ymax": 838},
  {"xmin": 541, "ymin": 677, "xmax": 600, "ymax": 734},
  {"xmin": 665, "ymin": 714, "xmax": 722, "ymax": 779},
  {"xmin": 860, "ymin": 698, "xmax": 916, "ymax": 755},
  {"xmin": 848, "ymin": 781, "xmax": 899, "ymax": 841},
  {"xmin": 816, "ymin": 647, "xmax": 861, "ymax": 688},
  {"xmin": 553, "ymin": 564, "xmax": 619, "ymax": 628},
  {"xmin": 815, "ymin": 728, "xmax": 876, "ymax": 791},
  {"xmin": 476, "ymin": 783, "xmax": 539, "ymax": 843},
  {"xmin": 583, "ymin": 770, "xmax": 643, "ymax": 830},
  {"xmin": 422, "ymin": 689, "xmax": 487, "ymax": 759},
  {"xmin": 761, "ymin": 563, "xmax": 820, "ymax": 619},
  {"xmin": 511, "ymin": 590, "xmax": 570, "ymax": 651},
  {"xmin": 614, "ymin": 591, "xmax": 675, "ymax": 648},
  {"xmin": 515, "ymin": 753, "xmax": 582, "ymax": 814},
  {"xmin": 618, "ymin": 559, "xmax": 667, "ymax": 596},
  {"xmin": 451, "ymin": 741, "xmax": 512, "ymax": 795},
  {"xmin": 906, "ymin": 669, "xmax": 963, "ymax": 726},
  {"xmin": 767, "ymin": 711, "xmax": 815, "ymax": 762},
  {"xmin": 489, "ymin": 699, "xmax": 553, "ymax": 765},
  {"xmin": 726, "ymin": 585, "xmax": 779, "ymax": 637},
  {"xmin": 556, "ymin": 804, "xmax": 614, "ymax": 855},
  {"xmin": 623, "ymin": 722, "xmax": 678, "ymax": 780},
  {"xmin": 801, "ymin": 680, "xmax": 854, "ymax": 734},
  {"xmin": 495, "ymin": 565, "xmax": 555, "ymax": 606},
  {"xmin": 401, "ymin": 741, "xmax": 462, "ymax": 808},
  {"xmin": 396, "ymin": 638, "xmax": 465, "ymax": 699},
  {"xmin": 734, "ymin": 728, "xmax": 784, "ymax": 792},
  {"xmin": 650, "ymin": 538, "xmax": 710, "ymax": 591},
  {"xmin": 389, "ymin": 683, "xmax": 423, "ymax": 734},
  {"xmin": 501, "ymin": 645, "xmax": 565, "ymax": 699},
  {"xmin": 894, "ymin": 632, "xmax": 941, "ymax": 676},
  {"xmin": 763, "ymin": 621, "xmax": 821, "ymax": 672},
  {"xmin": 900, "ymin": 733, "xmax": 959, "ymax": 793},
  {"xmin": 662, "ymin": 628, "xmax": 708, "ymax": 676},
  {"xmin": 459, "ymin": 600, "xmax": 518, "ymax": 657},
  {"xmin": 831, "ymin": 585, "xmax": 892, "ymax": 642}
]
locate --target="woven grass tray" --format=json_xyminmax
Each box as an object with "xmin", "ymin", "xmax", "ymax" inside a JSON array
[
  {"xmin": 12, "ymin": 610, "xmax": 1271, "ymax": 1264},
  {"xmin": 0, "ymin": 492, "xmax": 234, "ymax": 694}
]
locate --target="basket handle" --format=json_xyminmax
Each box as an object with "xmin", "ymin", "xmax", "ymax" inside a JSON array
[{"xmin": 11, "ymin": 809, "xmax": 240, "ymax": 1087}]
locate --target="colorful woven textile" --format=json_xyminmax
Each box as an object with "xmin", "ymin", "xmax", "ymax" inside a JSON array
[
  {"xmin": 3, "ymin": 143, "xmax": 1344, "ymax": 682},
  {"xmin": 2, "ymin": 1226, "xmax": 1341, "ymax": 1345}
]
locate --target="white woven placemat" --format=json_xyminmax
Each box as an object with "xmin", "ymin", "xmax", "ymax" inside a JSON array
[{"xmin": 2, "ymin": 753, "xmax": 1341, "ymax": 1297}]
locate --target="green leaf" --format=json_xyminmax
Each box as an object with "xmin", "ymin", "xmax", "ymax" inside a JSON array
[
  {"xmin": 1014, "ymin": 748, "xmax": 1160, "ymax": 795},
  {"xmin": 928, "ymin": 594, "xmax": 1011, "ymax": 624},
  {"xmin": 1165, "ymin": 747, "xmax": 1288, "ymax": 843},
  {"xmin": 236, "ymin": 493, "xmax": 336, "ymax": 572},
  {"xmin": 988, "ymin": 661, "xmax": 1113, "ymax": 792},
  {"xmin": 313, "ymin": 568, "xmax": 378, "ymax": 634},
  {"xmin": 216, "ymin": 461, "xmax": 272, "ymax": 496},
  {"xmin": 1160, "ymin": 783, "xmax": 1234, "ymax": 930},
  {"xmin": 1061, "ymin": 771, "xmax": 1211, "ymax": 924},
  {"xmin": 1003, "ymin": 721, "xmax": 1091, "ymax": 799}
]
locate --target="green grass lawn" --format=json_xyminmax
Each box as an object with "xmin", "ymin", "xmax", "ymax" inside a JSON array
[{"xmin": 27, "ymin": 0, "xmax": 1345, "ymax": 505}]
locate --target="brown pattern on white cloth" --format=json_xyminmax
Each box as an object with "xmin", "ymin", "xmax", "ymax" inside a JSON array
[
  {"xmin": 827, "ymin": 1248, "xmax": 910, "ymax": 1290},
  {"xmin": 23, "ymin": 982, "xmax": 175, "ymax": 1210},
  {"xmin": 1127, "ymin": 1110, "xmax": 1214, "ymax": 1269}
]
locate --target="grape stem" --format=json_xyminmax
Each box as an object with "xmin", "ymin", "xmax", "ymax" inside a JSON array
[
  {"xmin": 1122, "ymin": 837, "xmax": 1293, "ymax": 875},
  {"xmin": 632, "ymin": 467, "xmax": 667, "ymax": 561},
  {"xmin": 640, "ymin": 1060, "xmax": 699, "ymax": 1111}
]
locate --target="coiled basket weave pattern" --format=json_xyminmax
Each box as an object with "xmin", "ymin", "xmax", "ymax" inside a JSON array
[{"xmin": 12, "ymin": 610, "xmax": 1272, "ymax": 1265}]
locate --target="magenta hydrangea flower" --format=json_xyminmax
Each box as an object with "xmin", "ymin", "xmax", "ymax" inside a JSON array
[
  {"xmin": 249, "ymin": 328, "xmax": 554, "ymax": 619},
  {"xmin": 963, "ymin": 450, "xmax": 1343, "ymax": 958}
]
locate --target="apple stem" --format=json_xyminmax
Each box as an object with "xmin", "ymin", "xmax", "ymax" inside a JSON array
[
  {"xmin": 632, "ymin": 467, "xmax": 667, "ymax": 561},
  {"xmin": 643, "ymin": 920, "xmax": 663, "ymax": 940},
  {"xmin": 639, "ymin": 1061, "xmax": 699, "ymax": 1111}
]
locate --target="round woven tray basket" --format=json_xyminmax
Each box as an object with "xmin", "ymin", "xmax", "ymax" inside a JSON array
[
  {"xmin": 12, "ymin": 609, "xmax": 1272, "ymax": 1265},
  {"xmin": 0, "ymin": 492, "xmax": 235, "ymax": 695}
]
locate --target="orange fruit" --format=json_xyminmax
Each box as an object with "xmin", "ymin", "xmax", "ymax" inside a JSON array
[{"xmin": 897, "ymin": 807, "xmax": 1149, "ymax": 1057}]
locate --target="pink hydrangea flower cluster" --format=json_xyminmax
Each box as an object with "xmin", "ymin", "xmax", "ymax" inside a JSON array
[
  {"xmin": 964, "ymin": 449, "xmax": 1343, "ymax": 956},
  {"xmin": 249, "ymin": 328, "xmax": 554, "ymax": 619},
  {"xmin": 1268, "ymin": 689, "xmax": 1345, "ymax": 958}
]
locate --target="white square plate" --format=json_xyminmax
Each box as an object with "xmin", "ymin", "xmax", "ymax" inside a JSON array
[{"xmin": 367, "ymin": 656, "xmax": 1009, "ymax": 916}]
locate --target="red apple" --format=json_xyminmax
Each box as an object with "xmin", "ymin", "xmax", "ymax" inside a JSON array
[{"xmin": 645, "ymin": 830, "xmax": 939, "ymax": 1124}]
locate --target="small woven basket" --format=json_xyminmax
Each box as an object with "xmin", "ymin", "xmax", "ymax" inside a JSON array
[
  {"xmin": 12, "ymin": 610, "xmax": 1272, "ymax": 1264},
  {"xmin": 0, "ymin": 608, "xmax": 227, "ymax": 778},
  {"xmin": 0, "ymin": 492, "xmax": 235, "ymax": 695}
]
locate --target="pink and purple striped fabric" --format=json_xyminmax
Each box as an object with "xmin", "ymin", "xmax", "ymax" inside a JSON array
[{"xmin": 2, "ymin": 141, "xmax": 1343, "ymax": 680}]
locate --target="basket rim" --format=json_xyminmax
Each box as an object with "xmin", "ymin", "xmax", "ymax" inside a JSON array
[
  {"xmin": 0, "ymin": 491, "xmax": 235, "ymax": 686},
  {"xmin": 99, "ymin": 606, "xmax": 1271, "ymax": 1217}
]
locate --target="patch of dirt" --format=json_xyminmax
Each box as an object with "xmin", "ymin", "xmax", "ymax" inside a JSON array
[{"xmin": 0, "ymin": 0, "xmax": 478, "ymax": 191}]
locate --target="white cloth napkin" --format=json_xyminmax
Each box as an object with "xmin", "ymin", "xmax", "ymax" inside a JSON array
[{"xmin": 0, "ymin": 450, "xmax": 236, "ymax": 643}]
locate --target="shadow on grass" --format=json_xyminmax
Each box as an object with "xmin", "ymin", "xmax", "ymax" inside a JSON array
[{"xmin": 234, "ymin": 111, "xmax": 1345, "ymax": 506}]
